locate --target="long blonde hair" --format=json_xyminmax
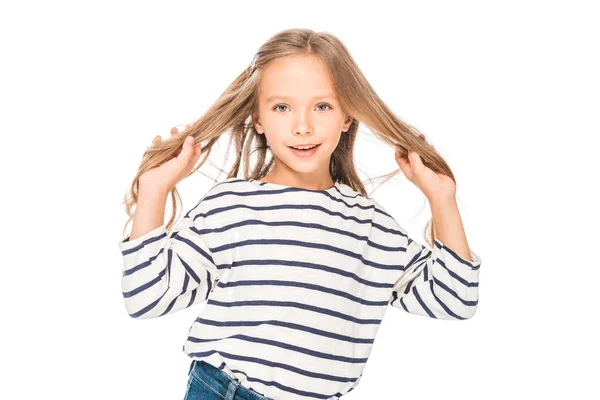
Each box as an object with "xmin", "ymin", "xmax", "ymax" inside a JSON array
[{"xmin": 121, "ymin": 28, "xmax": 456, "ymax": 248}]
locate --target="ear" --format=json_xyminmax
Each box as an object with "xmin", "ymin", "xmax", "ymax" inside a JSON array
[
  {"xmin": 252, "ymin": 112, "xmax": 264, "ymax": 134},
  {"xmin": 342, "ymin": 115, "xmax": 353, "ymax": 133}
]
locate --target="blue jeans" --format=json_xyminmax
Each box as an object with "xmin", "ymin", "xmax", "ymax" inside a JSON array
[{"xmin": 183, "ymin": 360, "xmax": 274, "ymax": 400}]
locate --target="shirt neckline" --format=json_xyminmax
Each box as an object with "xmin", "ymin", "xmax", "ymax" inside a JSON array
[{"xmin": 247, "ymin": 178, "xmax": 339, "ymax": 194}]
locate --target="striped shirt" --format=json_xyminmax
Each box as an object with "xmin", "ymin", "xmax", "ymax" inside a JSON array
[{"xmin": 118, "ymin": 177, "xmax": 482, "ymax": 400}]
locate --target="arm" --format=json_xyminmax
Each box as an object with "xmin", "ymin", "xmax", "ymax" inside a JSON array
[
  {"xmin": 117, "ymin": 185, "xmax": 227, "ymax": 319},
  {"xmin": 377, "ymin": 199, "xmax": 482, "ymax": 320},
  {"xmin": 128, "ymin": 185, "xmax": 169, "ymax": 243},
  {"xmin": 430, "ymin": 197, "xmax": 473, "ymax": 262},
  {"xmin": 390, "ymin": 139, "xmax": 481, "ymax": 319}
]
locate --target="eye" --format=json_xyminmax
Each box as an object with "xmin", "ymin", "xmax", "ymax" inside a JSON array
[
  {"xmin": 273, "ymin": 104, "xmax": 289, "ymax": 112},
  {"xmin": 272, "ymin": 103, "xmax": 333, "ymax": 112}
]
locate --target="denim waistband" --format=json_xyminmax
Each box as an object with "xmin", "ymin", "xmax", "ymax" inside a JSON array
[{"xmin": 188, "ymin": 359, "xmax": 273, "ymax": 400}]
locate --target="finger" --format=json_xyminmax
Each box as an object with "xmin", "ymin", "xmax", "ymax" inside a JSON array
[
  {"xmin": 395, "ymin": 148, "xmax": 409, "ymax": 159},
  {"xmin": 177, "ymin": 136, "xmax": 195, "ymax": 161},
  {"xmin": 171, "ymin": 127, "xmax": 178, "ymax": 135},
  {"xmin": 418, "ymin": 133, "xmax": 435, "ymax": 150},
  {"xmin": 398, "ymin": 160, "xmax": 412, "ymax": 182},
  {"xmin": 189, "ymin": 140, "xmax": 201, "ymax": 158},
  {"xmin": 409, "ymin": 151, "xmax": 425, "ymax": 173},
  {"xmin": 189, "ymin": 143, "xmax": 202, "ymax": 167},
  {"xmin": 395, "ymin": 150, "xmax": 410, "ymax": 171},
  {"xmin": 395, "ymin": 149, "xmax": 407, "ymax": 162},
  {"xmin": 396, "ymin": 155, "xmax": 408, "ymax": 170},
  {"xmin": 153, "ymin": 135, "xmax": 161, "ymax": 142}
]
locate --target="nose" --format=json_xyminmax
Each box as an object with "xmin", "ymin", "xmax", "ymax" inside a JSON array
[{"xmin": 293, "ymin": 110, "xmax": 313, "ymax": 136}]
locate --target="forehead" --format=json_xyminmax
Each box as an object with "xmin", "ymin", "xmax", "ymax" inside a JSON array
[{"xmin": 258, "ymin": 54, "xmax": 337, "ymax": 102}]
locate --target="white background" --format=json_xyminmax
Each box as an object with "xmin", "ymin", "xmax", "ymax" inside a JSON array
[{"xmin": 2, "ymin": 1, "xmax": 598, "ymax": 399}]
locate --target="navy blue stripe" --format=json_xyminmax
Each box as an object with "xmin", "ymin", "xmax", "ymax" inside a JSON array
[
  {"xmin": 232, "ymin": 258, "xmax": 393, "ymax": 289},
  {"xmin": 331, "ymin": 184, "xmax": 362, "ymax": 199},
  {"xmin": 161, "ymin": 286, "xmax": 188, "ymax": 317},
  {"xmin": 193, "ymin": 218, "xmax": 407, "ymax": 254},
  {"xmin": 173, "ymin": 234, "xmax": 216, "ymax": 266},
  {"xmin": 412, "ymin": 285, "xmax": 436, "ymax": 318},
  {"xmin": 123, "ymin": 246, "xmax": 199, "ymax": 300},
  {"xmin": 233, "ymin": 258, "xmax": 393, "ymax": 289},
  {"xmin": 427, "ymin": 280, "xmax": 468, "ymax": 320},
  {"xmin": 205, "ymin": 183, "xmax": 377, "ymax": 215},
  {"xmin": 193, "ymin": 202, "xmax": 405, "ymax": 239},
  {"xmin": 404, "ymin": 245, "xmax": 431, "ymax": 269},
  {"xmin": 128, "ymin": 286, "xmax": 168, "ymax": 318},
  {"xmin": 122, "ymin": 234, "xmax": 229, "ymax": 278},
  {"xmin": 249, "ymin": 178, "xmax": 364, "ymax": 201},
  {"xmin": 187, "ymin": 288, "xmax": 197, "ymax": 309},
  {"xmin": 196, "ymin": 317, "xmax": 374, "ymax": 344},
  {"xmin": 399, "ymin": 297, "xmax": 409, "ymax": 312},
  {"xmin": 122, "ymin": 268, "xmax": 166, "ymax": 298},
  {"xmin": 207, "ymin": 299, "xmax": 382, "ymax": 325},
  {"xmin": 188, "ymin": 333, "xmax": 368, "ymax": 363},
  {"xmin": 434, "ymin": 257, "xmax": 479, "ymax": 287},
  {"xmin": 432, "ymin": 276, "xmax": 478, "ymax": 306},
  {"xmin": 220, "ymin": 238, "xmax": 404, "ymax": 271},
  {"xmin": 166, "ymin": 248, "xmax": 173, "ymax": 287},
  {"xmin": 122, "ymin": 248, "xmax": 166, "ymax": 277},
  {"xmin": 220, "ymin": 279, "xmax": 388, "ymax": 306},
  {"xmin": 403, "ymin": 253, "xmax": 478, "ymax": 305},
  {"xmin": 435, "ymin": 239, "xmax": 480, "ymax": 269},
  {"xmin": 123, "ymin": 250, "xmax": 213, "ymax": 317},
  {"xmin": 120, "ymin": 230, "xmax": 168, "ymax": 256},
  {"xmin": 175, "ymin": 253, "xmax": 201, "ymax": 285}
]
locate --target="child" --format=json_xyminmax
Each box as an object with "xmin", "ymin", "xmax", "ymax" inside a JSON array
[{"xmin": 118, "ymin": 28, "xmax": 481, "ymax": 400}]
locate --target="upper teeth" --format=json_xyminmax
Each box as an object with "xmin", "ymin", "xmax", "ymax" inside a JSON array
[{"xmin": 292, "ymin": 144, "xmax": 317, "ymax": 150}]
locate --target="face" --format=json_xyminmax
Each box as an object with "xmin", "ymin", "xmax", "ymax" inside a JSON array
[{"xmin": 252, "ymin": 54, "xmax": 353, "ymax": 186}]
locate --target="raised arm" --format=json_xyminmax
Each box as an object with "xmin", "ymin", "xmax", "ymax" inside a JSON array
[
  {"xmin": 118, "ymin": 188, "xmax": 228, "ymax": 319},
  {"xmin": 388, "ymin": 229, "xmax": 481, "ymax": 320},
  {"xmin": 117, "ymin": 127, "xmax": 227, "ymax": 319},
  {"xmin": 372, "ymin": 199, "xmax": 482, "ymax": 320}
]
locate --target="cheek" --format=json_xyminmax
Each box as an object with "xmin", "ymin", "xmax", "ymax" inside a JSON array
[
  {"xmin": 327, "ymin": 134, "xmax": 343, "ymax": 149},
  {"xmin": 261, "ymin": 115, "xmax": 284, "ymax": 133},
  {"xmin": 323, "ymin": 116, "xmax": 347, "ymax": 131}
]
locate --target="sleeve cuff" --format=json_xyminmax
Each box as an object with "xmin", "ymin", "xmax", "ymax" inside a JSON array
[
  {"xmin": 434, "ymin": 238, "xmax": 481, "ymax": 269},
  {"xmin": 118, "ymin": 224, "xmax": 168, "ymax": 254}
]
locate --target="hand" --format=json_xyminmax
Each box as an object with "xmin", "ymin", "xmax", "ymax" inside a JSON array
[
  {"xmin": 139, "ymin": 125, "xmax": 201, "ymax": 194},
  {"xmin": 395, "ymin": 134, "xmax": 456, "ymax": 202}
]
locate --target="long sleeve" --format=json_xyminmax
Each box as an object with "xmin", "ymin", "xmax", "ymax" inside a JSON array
[
  {"xmin": 117, "ymin": 192, "xmax": 228, "ymax": 319},
  {"xmin": 373, "ymin": 200, "xmax": 482, "ymax": 320}
]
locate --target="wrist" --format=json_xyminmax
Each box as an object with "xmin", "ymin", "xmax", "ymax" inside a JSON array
[
  {"xmin": 139, "ymin": 180, "xmax": 171, "ymax": 198},
  {"xmin": 428, "ymin": 194, "xmax": 457, "ymax": 208},
  {"xmin": 138, "ymin": 181, "xmax": 170, "ymax": 199}
]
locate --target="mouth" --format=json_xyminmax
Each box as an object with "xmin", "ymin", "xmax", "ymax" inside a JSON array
[{"xmin": 288, "ymin": 143, "xmax": 321, "ymax": 157}]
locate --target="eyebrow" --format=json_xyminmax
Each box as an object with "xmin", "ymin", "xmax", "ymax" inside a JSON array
[{"xmin": 265, "ymin": 94, "xmax": 338, "ymax": 103}]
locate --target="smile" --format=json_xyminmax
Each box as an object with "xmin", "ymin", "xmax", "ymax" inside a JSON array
[{"xmin": 288, "ymin": 143, "xmax": 321, "ymax": 157}]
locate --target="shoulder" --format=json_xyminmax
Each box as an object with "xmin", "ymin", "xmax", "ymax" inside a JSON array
[
  {"xmin": 186, "ymin": 177, "xmax": 245, "ymax": 218},
  {"xmin": 368, "ymin": 196, "xmax": 410, "ymax": 236},
  {"xmin": 330, "ymin": 183, "xmax": 391, "ymax": 218},
  {"xmin": 205, "ymin": 177, "xmax": 242, "ymax": 197}
]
